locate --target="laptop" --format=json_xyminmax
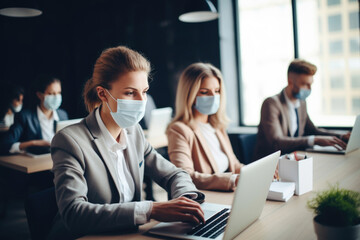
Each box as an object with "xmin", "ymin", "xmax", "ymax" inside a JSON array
[
  {"xmin": 306, "ymin": 114, "xmax": 360, "ymax": 155},
  {"xmin": 146, "ymin": 107, "xmax": 172, "ymax": 138},
  {"xmin": 148, "ymin": 151, "xmax": 280, "ymax": 240},
  {"xmin": 55, "ymin": 118, "xmax": 83, "ymax": 133}
]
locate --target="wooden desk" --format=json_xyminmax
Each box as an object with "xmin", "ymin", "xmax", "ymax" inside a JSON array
[
  {"xmin": 0, "ymin": 132, "xmax": 168, "ymax": 174},
  {"xmin": 79, "ymin": 149, "xmax": 360, "ymax": 240},
  {"xmin": 0, "ymin": 127, "xmax": 9, "ymax": 132},
  {"xmin": 0, "ymin": 154, "xmax": 52, "ymax": 174}
]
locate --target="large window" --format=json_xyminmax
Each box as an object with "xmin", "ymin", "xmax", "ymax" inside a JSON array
[
  {"xmin": 237, "ymin": 0, "xmax": 294, "ymax": 125},
  {"xmin": 297, "ymin": 0, "xmax": 359, "ymax": 126},
  {"xmin": 237, "ymin": 0, "xmax": 359, "ymax": 127}
]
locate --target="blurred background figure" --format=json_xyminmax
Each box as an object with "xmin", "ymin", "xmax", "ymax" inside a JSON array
[
  {"xmin": 167, "ymin": 63, "xmax": 243, "ymax": 191},
  {"xmin": 0, "ymin": 75, "xmax": 68, "ymax": 155},
  {"xmin": 0, "ymin": 83, "xmax": 24, "ymax": 129},
  {"xmin": 253, "ymin": 59, "xmax": 350, "ymax": 160}
]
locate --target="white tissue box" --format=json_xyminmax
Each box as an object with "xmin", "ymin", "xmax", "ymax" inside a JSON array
[{"xmin": 279, "ymin": 154, "xmax": 313, "ymax": 195}]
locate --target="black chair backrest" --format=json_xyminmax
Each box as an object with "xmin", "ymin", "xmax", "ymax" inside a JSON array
[
  {"xmin": 238, "ymin": 133, "xmax": 257, "ymax": 165},
  {"xmin": 24, "ymin": 187, "xmax": 58, "ymax": 240}
]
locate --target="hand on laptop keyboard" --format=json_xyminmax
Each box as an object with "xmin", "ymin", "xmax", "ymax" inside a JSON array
[
  {"xmin": 187, "ymin": 208, "xmax": 230, "ymax": 239},
  {"xmin": 151, "ymin": 196, "xmax": 205, "ymax": 225},
  {"xmin": 341, "ymin": 132, "xmax": 351, "ymax": 142},
  {"xmin": 314, "ymin": 136, "xmax": 346, "ymax": 150}
]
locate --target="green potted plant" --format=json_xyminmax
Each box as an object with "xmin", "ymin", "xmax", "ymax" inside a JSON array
[{"xmin": 307, "ymin": 184, "xmax": 360, "ymax": 240}]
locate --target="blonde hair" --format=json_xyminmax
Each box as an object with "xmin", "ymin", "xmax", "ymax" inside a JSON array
[
  {"xmin": 170, "ymin": 63, "xmax": 229, "ymax": 129},
  {"xmin": 83, "ymin": 46, "xmax": 151, "ymax": 112}
]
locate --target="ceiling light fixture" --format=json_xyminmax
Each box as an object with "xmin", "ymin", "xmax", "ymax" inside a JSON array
[
  {"xmin": 0, "ymin": 1, "xmax": 42, "ymax": 18},
  {"xmin": 179, "ymin": 0, "xmax": 218, "ymax": 23}
]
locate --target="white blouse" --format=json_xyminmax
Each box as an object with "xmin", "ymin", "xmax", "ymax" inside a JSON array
[
  {"xmin": 197, "ymin": 122, "xmax": 229, "ymax": 173},
  {"xmin": 95, "ymin": 108, "xmax": 151, "ymax": 224}
]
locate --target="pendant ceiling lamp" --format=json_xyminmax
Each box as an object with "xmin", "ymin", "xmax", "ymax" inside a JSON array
[
  {"xmin": 179, "ymin": 0, "xmax": 218, "ymax": 23},
  {"xmin": 0, "ymin": 1, "xmax": 42, "ymax": 17}
]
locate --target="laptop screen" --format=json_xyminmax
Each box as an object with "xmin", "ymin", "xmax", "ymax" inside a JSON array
[{"xmin": 146, "ymin": 107, "xmax": 172, "ymax": 138}]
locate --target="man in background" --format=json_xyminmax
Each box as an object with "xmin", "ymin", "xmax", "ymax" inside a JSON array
[{"xmin": 254, "ymin": 59, "xmax": 350, "ymax": 160}]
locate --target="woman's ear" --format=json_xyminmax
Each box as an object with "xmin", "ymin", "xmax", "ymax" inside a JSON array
[{"xmin": 96, "ymin": 86, "xmax": 107, "ymax": 102}]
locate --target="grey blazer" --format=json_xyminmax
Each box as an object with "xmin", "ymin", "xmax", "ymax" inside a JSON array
[
  {"xmin": 48, "ymin": 109, "xmax": 200, "ymax": 239},
  {"xmin": 253, "ymin": 89, "xmax": 341, "ymax": 160}
]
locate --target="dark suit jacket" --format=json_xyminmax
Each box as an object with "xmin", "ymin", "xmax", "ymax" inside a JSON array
[
  {"xmin": 0, "ymin": 107, "xmax": 68, "ymax": 154},
  {"xmin": 253, "ymin": 89, "xmax": 340, "ymax": 160},
  {"xmin": 47, "ymin": 109, "xmax": 200, "ymax": 239}
]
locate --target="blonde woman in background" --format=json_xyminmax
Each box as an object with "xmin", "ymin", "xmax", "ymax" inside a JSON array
[{"xmin": 167, "ymin": 63, "xmax": 243, "ymax": 191}]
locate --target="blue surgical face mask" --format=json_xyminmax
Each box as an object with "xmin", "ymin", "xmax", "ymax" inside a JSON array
[
  {"xmin": 105, "ymin": 89, "xmax": 147, "ymax": 128},
  {"xmin": 194, "ymin": 95, "xmax": 220, "ymax": 115},
  {"xmin": 44, "ymin": 94, "xmax": 62, "ymax": 110},
  {"xmin": 294, "ymin": 88, "xmax": 311, "ymax": 100}
]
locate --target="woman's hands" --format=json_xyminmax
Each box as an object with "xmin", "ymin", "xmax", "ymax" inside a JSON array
[{"xmin": 151, "ymin": 197, "xmax": 205, "ymax": 225}]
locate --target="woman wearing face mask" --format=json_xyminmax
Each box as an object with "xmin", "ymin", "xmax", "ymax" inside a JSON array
[
  {"xmin": 0, "ymin": 75, "xmax": 68, "ymax": 155},
  {"xmin": 47, "ymin": 46, "xmax": 205, "ymax": 240},
  {"xmin": 166, "ymin": 63, "xmax": 243, "ymax": 191},
  {"xmin": 0, "ymin": 84, "xmax": 24, "ymax": 129}
]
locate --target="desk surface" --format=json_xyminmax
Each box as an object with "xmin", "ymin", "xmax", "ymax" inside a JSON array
[
  {"xmin": 79, "ymin": 149, "xmax": 360, "ymax": 240},
  {"xmin": 0, "ymin": 127, "xmax": 9, "ymax": 132},
  {"xmin": 0, "ymin": 153, "xmax": 52, "ymax": 174},
  {"xmin": 0, "ymin": 132, "xmax": 168, "ymax": 174}
]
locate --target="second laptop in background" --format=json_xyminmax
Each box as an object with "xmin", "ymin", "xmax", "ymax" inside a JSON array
[
  {"xmin": 306, "ymin": 114, "xmax": 360, "ymax": 155},
  {"xmin": 146, "ymin": 107, "xmax": 172, "ymax": 139}
]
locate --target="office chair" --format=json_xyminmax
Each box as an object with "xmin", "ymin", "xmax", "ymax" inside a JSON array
[
  {"xmin": 24, "ymin": 187, "xmax": 58, "ymax": 240},
  {"xmin": 238, "ymin": 134, "xmax": 257, "ymax": 165}
]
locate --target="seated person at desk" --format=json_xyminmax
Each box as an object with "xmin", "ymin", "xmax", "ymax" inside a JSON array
[
  {"xmin": 167, "ymin": 63, "xmax": 243, "ymax": 191},
  {"xmin": 0, "ymin": 83, "xmax": 24, "ymax": 129},
  {"xmin": 253, "ymin": 59, "xmax": 350, "ymax": 160},
  {"xmin": 0, "ymin": 75, "xmax": 68, "ymax": 155},
  {"xmin": 48, "ymin": 46, "xmax": 204, "ymax": 239}
]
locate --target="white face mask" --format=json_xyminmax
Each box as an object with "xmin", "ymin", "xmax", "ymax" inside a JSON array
[
  {"xmin": 105, "ymin": 89, "xmax": 147, "ymax": 128},
  {"xmin": 44, "ymin": 94, "xmax": 62, "ymax": 111},
  {"xmin": 12, "ymin": 104, "xmax": 23, "ymax": 113},
  {"xmin": 195, "ymin": 95, "xmax": 220, "ymax": 115}
]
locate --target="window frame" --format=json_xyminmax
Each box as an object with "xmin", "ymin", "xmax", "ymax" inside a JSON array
[{"xmin": 231, "ymin": 0, "xmax": 354, "ymax": 131}]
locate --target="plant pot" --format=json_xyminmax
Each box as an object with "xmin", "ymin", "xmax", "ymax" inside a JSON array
[{"xmin": 313, "ymin": 216, "xmax": 360, "ymax": 240}]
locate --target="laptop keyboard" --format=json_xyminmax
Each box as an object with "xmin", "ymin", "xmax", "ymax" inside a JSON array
[{"xmin": 187, "ymin": 208, "xmax": 230, "ymax": 239}]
